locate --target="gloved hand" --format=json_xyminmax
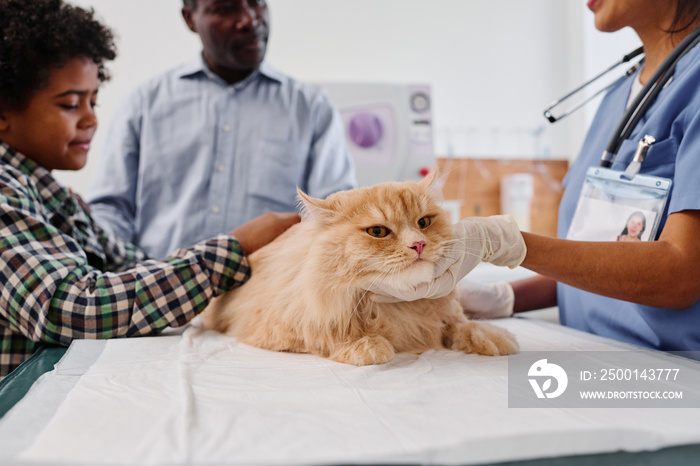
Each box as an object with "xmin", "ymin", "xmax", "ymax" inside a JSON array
[
  {"xmin": 458, "ymin": 280, "xmax": 514, "ymax": 319},
  {"xmin": 367, "ymin": 215, "xmax": 526, "ymax": 302}
]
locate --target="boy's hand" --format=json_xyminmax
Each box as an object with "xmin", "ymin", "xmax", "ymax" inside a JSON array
[{"xmin": 230, "ymin": 212, "xmax": 301, "ymax": 255}]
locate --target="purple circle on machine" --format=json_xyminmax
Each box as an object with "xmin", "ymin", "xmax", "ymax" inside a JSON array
[{"xmin": 348, "ymin": 112, "xmax": 383, "ymax": 148}]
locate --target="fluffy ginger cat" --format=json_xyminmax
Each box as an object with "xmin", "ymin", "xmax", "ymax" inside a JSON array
[{"xmin": 201, "ymin": 169, "xmax": 518, "ymax": 365}]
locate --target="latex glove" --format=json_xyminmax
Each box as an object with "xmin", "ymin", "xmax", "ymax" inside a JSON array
[
  {"xmin": 367, "ymin": 215, "xmax": 526, "ymax": 302},
  {"xmin": 458, "ymin": 280, "xmax": 514, "ymax": 319},
  {"xmin": 461, "ymin": 214, "xmax": 527, "ymax": 268}
]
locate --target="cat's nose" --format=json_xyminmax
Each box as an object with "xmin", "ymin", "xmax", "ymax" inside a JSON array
[{"xmin": 410, "ymin": 240, "xmax": 426, "ymax": 255}]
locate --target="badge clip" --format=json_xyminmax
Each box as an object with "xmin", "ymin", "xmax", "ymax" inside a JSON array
[{"xmin": 623, "ymin": 135, "xmax": 656, "ymax": 180}]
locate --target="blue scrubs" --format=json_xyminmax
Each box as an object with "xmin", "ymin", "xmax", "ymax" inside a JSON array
[{"xmin": 558, "ymin": 42, "xmax": 700, "ymax": 352}]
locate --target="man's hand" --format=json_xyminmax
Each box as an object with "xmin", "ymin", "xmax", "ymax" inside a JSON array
[{"xmin": 230, "ymin": 212, "xmax": 301, "ymax": 255}]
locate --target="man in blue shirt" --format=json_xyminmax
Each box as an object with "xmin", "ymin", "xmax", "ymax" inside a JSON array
[{"xmin": 87, "ymin": 0, "xmax": 356, "ymax": 259}]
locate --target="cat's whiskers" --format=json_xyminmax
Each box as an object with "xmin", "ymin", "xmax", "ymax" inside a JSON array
[
  {"xmin": 351, "ymin": 263, "xmax": 388, "ymax": 280},
  {"xmin": 366, "ymin": 255, "xmax": 411, "ymax": 271},
  {"xmin": 438, "ymin": 236, "xmax": 516, "ymax": 262},
  {"xmin": 350, "ymin": 267, "xmax": 395, "ymax": 318},
  {"xmin": 353, "ymin": 256, "xmax": 402, "ymax": 275}
]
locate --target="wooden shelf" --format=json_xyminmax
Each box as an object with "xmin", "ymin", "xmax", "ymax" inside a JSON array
[{"xmin": 436, "ymin": 157, "xmax": 569, "ymax": 237}]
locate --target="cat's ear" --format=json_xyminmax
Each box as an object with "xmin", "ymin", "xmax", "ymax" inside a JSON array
[
  {"xmin": 417, "ymin": 166, "xmax": 446, "ymax": 203},
  {"xmin": 297, "ymin": 189, "xmax": 337, "ymax": 222}
]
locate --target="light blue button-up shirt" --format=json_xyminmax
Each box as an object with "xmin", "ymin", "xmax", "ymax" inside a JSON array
[{"xmin": 88, "ymin": 56, "xmax": 356, "ymax": 259}]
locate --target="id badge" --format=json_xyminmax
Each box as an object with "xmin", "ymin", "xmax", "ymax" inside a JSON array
[{"xmin": 567, "ymin": 167, "xmax": 672, "ymax": 242}]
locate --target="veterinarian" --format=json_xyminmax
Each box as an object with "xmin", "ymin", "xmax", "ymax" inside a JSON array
[
  {"xmin": 371, "ymin": 0, "xmax": 700, "ymax": 354},
  {"xmin": 0, "ymin": 0, "xmax": 300, "ymax": 379},
  {"xmin": 87, "ymin": 0, "xmax": 357, "ymax": 260}
]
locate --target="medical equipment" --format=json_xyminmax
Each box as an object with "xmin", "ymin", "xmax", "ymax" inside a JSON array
[
  {"xmin": 602, "ymin": 25, "xmax": 700, "ymax": 167},
  {"xmin": 543, "ymin": 47, "xmax": 643, "ymax": 124},
  {"xmin": 315, "ymin": 82, "xmax": 434, "ymax": 187},
  {"xmin": 544, "ymin": 25, "xmax": 700, "ymax": 168}
]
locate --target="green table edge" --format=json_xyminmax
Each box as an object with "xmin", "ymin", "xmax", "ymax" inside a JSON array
[{"xmin": 0, "ymin": 345, "xmax": 67, "ymax": 419}]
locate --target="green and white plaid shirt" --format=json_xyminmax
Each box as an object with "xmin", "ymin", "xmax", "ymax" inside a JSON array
[{"xmin": 0, "ymin": 142, "xmax": 250, "ymax": 378}]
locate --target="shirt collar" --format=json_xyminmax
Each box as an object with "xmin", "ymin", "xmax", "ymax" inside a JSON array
[
  {"xmin": 0, "ymin": 140, "xmax": 72, "ymax": 213},
  {"xmin": 177, "ymin": 53, "xmax": 283, "ymax": 86}
]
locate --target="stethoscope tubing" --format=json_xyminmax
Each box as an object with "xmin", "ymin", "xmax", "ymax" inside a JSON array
[
  {"xmin": 543, "ymin": 47, "xmax": 644, "ymax": 123},
  {"xmin": 601, "ymin": 25, "xmax": 700, "ymax": 167}
]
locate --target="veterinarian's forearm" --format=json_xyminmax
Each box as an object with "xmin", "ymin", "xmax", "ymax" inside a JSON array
[{"xmin": 520, "ymin": 211, "xmax": 700, "ymax": 309}]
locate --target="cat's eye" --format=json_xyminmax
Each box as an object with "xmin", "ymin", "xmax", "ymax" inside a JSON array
[
  {"xmin": 418, "ymin": 216, "xmax": 432, "ymax": 229},
  {"xmin": 367, "ymin": 226, "xmax": 391, "ymax": 238}
]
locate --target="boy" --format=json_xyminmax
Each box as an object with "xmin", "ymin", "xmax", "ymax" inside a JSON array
[{"xmin": 0, "ymin": 0, "xmax": 297, "ymax": 379}]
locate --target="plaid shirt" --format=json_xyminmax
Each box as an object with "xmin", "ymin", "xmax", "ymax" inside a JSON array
[{"xmin": 0, "ymin": 142, "xmax": 250, "ymax": 379}]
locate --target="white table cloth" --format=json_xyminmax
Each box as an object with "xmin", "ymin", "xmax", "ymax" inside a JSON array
[{"xmin": 1, "ymin": 317, "xmax": 699, "ymax": 466}]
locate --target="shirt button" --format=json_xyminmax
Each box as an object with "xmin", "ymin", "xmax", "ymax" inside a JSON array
[
  {"xmin": 217, "ymin": 165, "xmax": 225, "ymax": 173},
  {"xmin": 222, "ymin": 125, "xmax": 230, "ymax": 132},
  {"xmin": 211, "ymin": 206, "xmax": 220, "ymax": 214},
  {"xmin": 228, "ymin": 87, "xmax": 235, "ymax": 95}
]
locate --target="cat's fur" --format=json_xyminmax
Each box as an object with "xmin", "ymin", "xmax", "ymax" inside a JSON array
[{"xmin": 201, "ymin": 169, "xmax": 518, "ymax": 365}]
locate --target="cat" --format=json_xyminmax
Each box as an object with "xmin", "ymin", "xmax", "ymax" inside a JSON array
[{"xmin": 200, "ymin": 169, "xmax": 518, "ymax": 365}]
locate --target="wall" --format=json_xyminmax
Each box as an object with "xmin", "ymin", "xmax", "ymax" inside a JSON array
[
  {"xmin": 59, "ymin": 0, "xmax": 640, "ymax": 196},
  {"xmin": 580, "ymin": 3, "xmax": 641, "ymax": 128}
]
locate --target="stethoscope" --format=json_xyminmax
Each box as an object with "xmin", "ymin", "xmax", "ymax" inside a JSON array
[{"xmin": 543, "ymin": 24, "xmax": 700, "ymax": 168}]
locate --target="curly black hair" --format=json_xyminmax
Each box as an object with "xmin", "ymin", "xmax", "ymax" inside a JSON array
[{"xmin": 0, "ymin": 0, "xmax": 117, "ymax": 110}]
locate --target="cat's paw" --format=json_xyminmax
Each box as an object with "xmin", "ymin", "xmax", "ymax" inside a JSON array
[
  {"xmin": 330, "ymin": 336, "xmax": 396, "ymax": 366},
  {"xmin": 448, "ymin": 321, "xmax": 519, "ymax": 356}
]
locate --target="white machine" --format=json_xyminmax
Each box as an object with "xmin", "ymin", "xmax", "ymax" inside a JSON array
[{"xmin": 315, "ymin": 82, "xmax": 435, "ymax": 187}]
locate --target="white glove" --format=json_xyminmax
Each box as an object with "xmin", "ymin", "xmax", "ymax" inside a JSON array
[
  {"xmin": 461, "ymin": 214, "xmax": 527, "ymax": 268},
  {"xmin": 367, "ymin": 215, "xmax": 526, "ymax": 302},
  {"xmin": 458, "ymin": 280, "xmax": 514, "ymax": 319}
]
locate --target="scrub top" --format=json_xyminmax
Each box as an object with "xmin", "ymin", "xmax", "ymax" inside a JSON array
[{"xmin": 557, "ymin": 42, "xmax": 700, "ymax": 352}]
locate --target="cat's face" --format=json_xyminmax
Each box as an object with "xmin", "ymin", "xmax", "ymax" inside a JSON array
[{"xmin": 299, "ymin": 169, "xmax": 453, "ymax": 289}]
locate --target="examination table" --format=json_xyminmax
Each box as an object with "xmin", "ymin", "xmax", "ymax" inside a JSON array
[{"xmin": 1, "ymin": 313, "xmax": 700, "ymax": 466}]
